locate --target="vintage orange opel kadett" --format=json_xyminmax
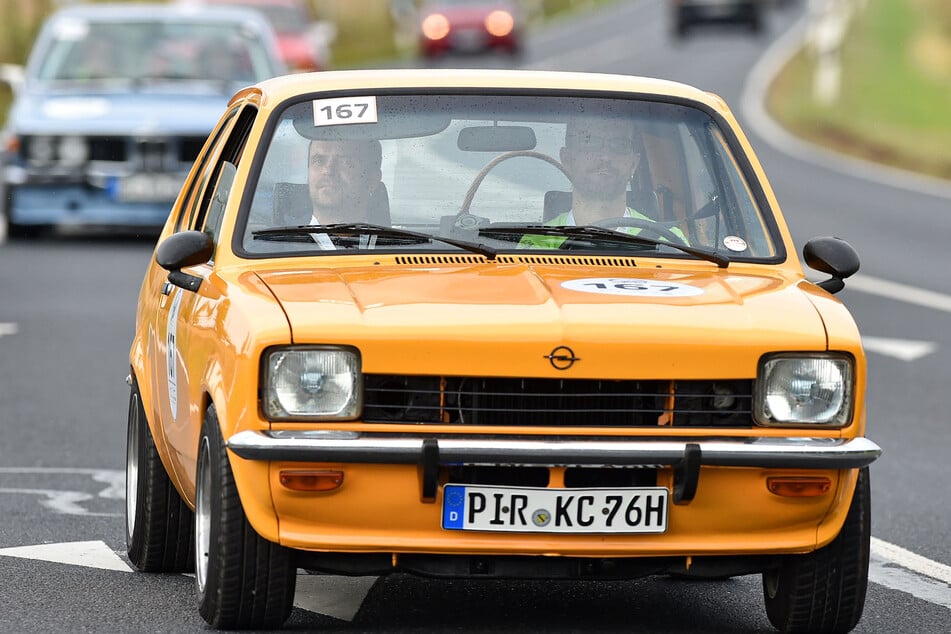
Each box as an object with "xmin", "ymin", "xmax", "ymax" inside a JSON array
[{"xmin": 125, "ymin": 68, "xmax": 881, "ymax": 632}]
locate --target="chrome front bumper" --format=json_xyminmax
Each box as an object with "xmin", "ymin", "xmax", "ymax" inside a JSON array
[{"xmin": 227, "ymin": 430, "xmax": 882, "ymax": 470}]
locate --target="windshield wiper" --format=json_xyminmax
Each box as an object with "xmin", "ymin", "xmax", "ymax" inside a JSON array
[
  {"xmin": 252, "ymin": 223, "xmax": 498, "ymax": 259},
  {"xmin": 479, "ymin": 224, "xmax": 730, "ymax": 268}
]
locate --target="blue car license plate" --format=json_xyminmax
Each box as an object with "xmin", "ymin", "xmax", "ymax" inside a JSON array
[{"xmin": 442, "ymin": 484, "xmax": 668, "ymax": 533}]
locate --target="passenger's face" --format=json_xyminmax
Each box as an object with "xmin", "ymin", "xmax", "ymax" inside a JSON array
[
  {"xmin": 307, "ymin": 140, "xmax": 378, "ymax": 222},
  {"xmin": 560, "ymin": 119, "xmax": 639, "ymax": 201}
]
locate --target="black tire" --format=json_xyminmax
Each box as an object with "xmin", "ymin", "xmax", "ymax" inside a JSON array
[
  {"xmin": 125, "ymin": 376, "xmax": 194, "ymax": 572},
  {"xmin": 762, "ymin": 467, "xmax": 871, "ymax": 633},
  {"xmin": 195, "ymin": 406, "xmax": 296, "ymax": 629}
]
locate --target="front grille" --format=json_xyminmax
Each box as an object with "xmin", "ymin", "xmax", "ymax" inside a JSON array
[
  {"xmin": 19, "ymin": 135, "xmax": 202, "ymax": 167},
  {"xmin": 88, "ymin": 137, "xmax": 126, "ymax": 162},
  {"xmin": 136, "ymin": 139, "xmax": 169, "ymax": 171},
  {"xmin": 179, "ymin": 136, "xmax": 206, "ymax": 162},
  {"xmin": 363, "ymin": 375, "xmax": 754, "ymax": 427}
]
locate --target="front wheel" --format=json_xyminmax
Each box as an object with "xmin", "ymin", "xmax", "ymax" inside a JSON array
[
  {"xmin": 762, "ymin": 467, "xmax": 871, "ymax": 633},
  {"xmin": 195, "ymin": 405, "xmax": 296, "ymax": 629}
]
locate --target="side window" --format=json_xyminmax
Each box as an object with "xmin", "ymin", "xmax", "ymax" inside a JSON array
[
  {"xmin": 203, "ymin": 161, "xmax": 237, "ymax": 244},
  {"xmin": 175, "ymin": 106, "xmax": 240, "ymax": 233},
  {"xmin": 191, "ymin": 106, "xmax": 258, "ymax": 246}
]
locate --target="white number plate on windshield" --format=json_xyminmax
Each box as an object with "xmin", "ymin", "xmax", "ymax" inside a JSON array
[{"xmin": 441, "ymin": 485, "xmax": 668, "ymax": 534}]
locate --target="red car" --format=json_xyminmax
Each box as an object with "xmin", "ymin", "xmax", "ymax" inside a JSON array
[
  {"xmin": 184, "ymin": 0, "xmax": 334, "ymax": 71},
  {"xmin": 419, "ymin": 0, "xmax": 521, "ymax": 58}
]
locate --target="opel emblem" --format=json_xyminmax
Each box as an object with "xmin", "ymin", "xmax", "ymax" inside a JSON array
[{"xmin": 545, "ymin": 345, "xmax": 580, "ymax": 370}]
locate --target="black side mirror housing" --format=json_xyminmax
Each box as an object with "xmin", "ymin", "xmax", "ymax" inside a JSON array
[
  {"xmin": 803, "ymin": 237, "xmax": 860, "ymax": 295},
  {"xmin": 156, "ymin": 231, "xmax": 214, "ymax": 292}
]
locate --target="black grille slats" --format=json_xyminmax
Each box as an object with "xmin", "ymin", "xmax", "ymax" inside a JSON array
[
  {"xmin": 363, "ymin": 375, "xmax": 753, "ymax": 427},
  {"xmin": 20, "ymin": 135, "xmax": 205, "ymax": 167}
]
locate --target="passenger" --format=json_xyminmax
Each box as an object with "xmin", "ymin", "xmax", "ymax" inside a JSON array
[{"xmin": 520, "ymin": 115, "xmax": 686, "ymax": 248}]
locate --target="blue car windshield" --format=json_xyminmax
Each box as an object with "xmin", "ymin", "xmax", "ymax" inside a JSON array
[{"xmin": 33, "ymin": 17, "xmax": 278, "ymax": 85}]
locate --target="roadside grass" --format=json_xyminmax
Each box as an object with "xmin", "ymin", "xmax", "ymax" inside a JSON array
[{"xmin": 767, "ymin": 0, "xmax": 951, "ymax": 180}]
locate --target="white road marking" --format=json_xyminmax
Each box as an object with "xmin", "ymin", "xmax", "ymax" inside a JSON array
[
  {"xmin": 294, "ymin": 574, "xmax": 378, "ymax": 621},
  {"xmin": 0, "ymin": 540, "xmax": 132, "ymax": 572},
  {"xmin": 0, "ymin": 487, "xmax": 119, "ymax": 517},
  {"xmin": 862, "ymin": 337, "xmax": 938, "ymax": 362},
  {"xmin": 0, "ymin": 322, "xmax": 18, "ymax": 338},
  {"xmin": 871, "ymin": 537, "xmax": 951, "ymax": 586},
  {"xmin": 0, "ymin": 469, "xmax": 125, "ymax": 516},
  {"xmin": 0, "ymin": 536, "xmax": 947, "ymax": 615},
  {"xmin": 869, "ymin": 557, "xmax": 951, "ymax": 609},
  {"xmin": 848, "ymin": 274, "xmax": 951, "ymax": 314}
]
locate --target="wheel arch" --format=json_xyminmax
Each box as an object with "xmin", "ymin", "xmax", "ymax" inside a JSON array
[
  {"xmin": 814, "ymin": 467, "xmax": 862, "ymax": 550},
  {"xmin": 200, "ymin": 387, "xmax": 282, "ymax": 544}
]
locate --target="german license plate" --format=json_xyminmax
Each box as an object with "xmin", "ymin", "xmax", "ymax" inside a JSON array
[
  {"xmin": 442, "ymin": 485, "xmax": 668, "ymax": 534},
  {"xmin": 107, "ymin": 174, "xmax": 184, "ymax": 202}
]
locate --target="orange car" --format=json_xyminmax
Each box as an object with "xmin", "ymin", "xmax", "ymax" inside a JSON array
[{"xmin": 125, "ymin": 68, "xmax": 881, "ymax": 631}]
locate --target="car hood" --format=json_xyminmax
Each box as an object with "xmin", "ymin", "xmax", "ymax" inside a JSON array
[
  {"xmin": 255, "ymin": 263, "xmax": 834, "ymax": 379},
  {"xmin": 7, "ymin": 87, "xmax": 233, "ymax": 135}
]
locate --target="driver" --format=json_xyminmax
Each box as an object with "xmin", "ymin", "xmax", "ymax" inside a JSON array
[
  {"xmin": 519, "ymin": 115, "xmax": 686, "ymax": 248},
  {"xmin": 306, "ymin": 137, "xmax": 383, "ymax": 249}
]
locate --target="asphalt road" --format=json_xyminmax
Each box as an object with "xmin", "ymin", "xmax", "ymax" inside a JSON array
[{"xmin": 1, "ymin": 1, "xmax": 950, "ymax": 632}]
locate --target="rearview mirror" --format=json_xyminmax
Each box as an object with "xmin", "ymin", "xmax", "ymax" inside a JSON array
[{"xmin": 457, "ymin": 125, "xmax": 537, "ymax": 152}]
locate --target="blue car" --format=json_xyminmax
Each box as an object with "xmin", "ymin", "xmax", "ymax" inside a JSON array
[{"xmin": 0, "ymin": 3, "xmax": 286, "ymax": 240}]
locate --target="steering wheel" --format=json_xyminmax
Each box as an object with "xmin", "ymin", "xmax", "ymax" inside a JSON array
[
  {"xmin": 457, "ymin": 150, "xmax": 569, "ymax": 219},
  {"xmin": 590, "ymin": 216, "xmax": 688, "ymax": 246}
]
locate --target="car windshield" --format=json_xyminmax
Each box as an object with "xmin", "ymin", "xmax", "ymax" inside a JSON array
[
  {"xmin": 33, "ymin": 17, "xmax": 278, "ymax": 85},
  {"xmin": 239, "ymin": 93, "xmax": 780, "ymax": 261}
]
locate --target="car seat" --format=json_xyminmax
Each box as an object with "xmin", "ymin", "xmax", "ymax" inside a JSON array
[{"xmin": 272, "ymin": 181, "xmax": 391, "ymax": 227}]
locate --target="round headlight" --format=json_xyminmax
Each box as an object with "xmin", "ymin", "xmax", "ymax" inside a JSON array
[
  {"xmin": 58, "ymin": 136, "xmax": 89, "ymax": 166},
  {"xmin": 27, "ymin": 136, "xmax": 56, "ymax": 164}
]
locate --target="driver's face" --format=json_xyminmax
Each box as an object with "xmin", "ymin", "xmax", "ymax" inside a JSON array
[
  {"xmin": 560, "ymin": 119, "xmax": 639, "ymax": 201},
  {"xmin": 307, "ymin": 140, "xmax": 377, "ymax": 222}
]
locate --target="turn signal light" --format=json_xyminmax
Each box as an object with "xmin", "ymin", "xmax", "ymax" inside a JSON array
[
  {"xmin": 279, "ymin": 470, "xmax": 344, "ymax": 491},
  {"xmin": 767, "ymin": 476, "xmax": 832, "ymax": 497}
]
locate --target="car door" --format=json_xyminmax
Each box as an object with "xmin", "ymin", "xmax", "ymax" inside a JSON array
[{"xmin": 148, "ymin": 104, "xmax": 253, "ymax": 490}]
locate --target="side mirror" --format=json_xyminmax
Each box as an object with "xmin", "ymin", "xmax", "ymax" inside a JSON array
[
  {"xmin": 803, "ymin": 237, "xmax": 860, "ymax": 295},
  {"xmin": 156, "ymin": 231, "xmax": 213, "ymax": 292}
]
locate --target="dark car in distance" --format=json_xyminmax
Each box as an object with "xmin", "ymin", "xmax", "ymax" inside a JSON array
[{"xmin": 672, "ymin": 0, "xmax": 764, "ymax": 37}]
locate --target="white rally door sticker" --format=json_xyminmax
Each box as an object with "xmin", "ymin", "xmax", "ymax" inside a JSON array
[
  {"xmin": 166, "ymin": 290, "xmax": 183, "ymax": 419},
  {"xmin": 313, "ymin": 96, "xmax": 378, "ymax": 126},
  {"xmin": 561, "ymin": 277, "xmax": 703, "ymax": 297}
]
